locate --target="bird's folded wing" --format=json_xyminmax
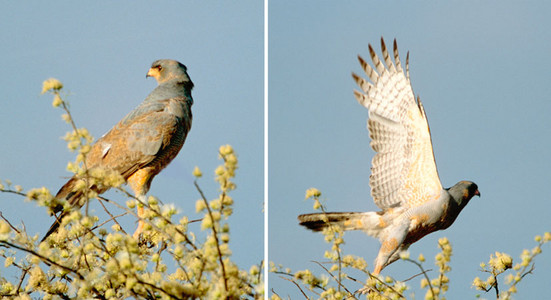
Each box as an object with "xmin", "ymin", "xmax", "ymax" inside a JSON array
[
  {"xmin": 85, "ymin": 99, "xmax": 183, "ymax": 179},
  {"xmin": 352, "ymin": 38, "xmax": 442, "ymax": 210}
]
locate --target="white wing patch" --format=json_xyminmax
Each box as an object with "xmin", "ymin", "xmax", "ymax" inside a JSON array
[
  {"xmin": 352, "ymin": 38, "xmax": 442, "ymax": 210},
  {"xmin": 101, "ymin": 142, "xmax": 111, "ymax": 158}
]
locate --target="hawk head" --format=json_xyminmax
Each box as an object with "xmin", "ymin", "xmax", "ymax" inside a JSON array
[
  {"xmin": 147, "ymin": 59, "xmax": 193, "ymax": 89},
  {"xmin": 448, "ymin": 180, "xmax": 480, "ymax": 207}
]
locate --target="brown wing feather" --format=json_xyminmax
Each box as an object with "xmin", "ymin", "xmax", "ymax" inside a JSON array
[{"xmin": 86, "ymin": 98, "xmax": 191, "ymax": 179}]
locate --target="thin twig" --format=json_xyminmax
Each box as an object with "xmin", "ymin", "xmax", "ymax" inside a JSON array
[
  {"xmin": 60, "ymin": 98, "xmax": 94, "ymax": 218},
  {"xmin": 312, "ymin": 261, "xmax": 354, "ymax": 296},
  {"xmin": 0, "ymin": 189, "xmax": 26, "ymax": 197},
  {"xmin": 135, "ymin": 276, "xmax": 184, "ymax": 300},
  {"xmin": 15, "ymin": 267, "xmax": 30, "ymax": 292},
  {"xmin": 194, "ymin": 180, "xmax": 228, "ymax": 293},
  {"xmin": 405, "ymin": 258, "xmax": 436, "ymax": 299},
  {"xmin": 271, "ymin": 289, "xmax": 282, "ymax": 299},
  {"xmin": 96, "ymin": 196, "xmax": 128, "ymax": 234},
  {"xmin": 0, "ymin": 241, "xmax": 81, "ymax": 279},
  {"xmin": 520, "ymin": 263, "xmax": 535, "ymax": 280},
  {"xmin": 114, "ymin": 188, "xmax": 198, "ymax": 251},
  {"xmin": 402, "ymin": 268, "xmax": 433, "ymax": 282},
  {"xmin": 348, "ymin": 273, "xmax": 405, "ymax": 299},
  {"xmin": 94, "ymin": 211, "xmax": 128, "ymax": 232},
  {"xmin": 279, "ymin": 276, "xmax": 311, "ymax": 299},
  {"xmin": 0, "ymin": 212, "xmax": 21, "ymax": 234},
  {"xmin": 493, "ymin": 273, "xmax": 499, "ymax": 299},
  {"xmin": 272, "ymin": 271, "xmax": 324, "ymax": 293}
]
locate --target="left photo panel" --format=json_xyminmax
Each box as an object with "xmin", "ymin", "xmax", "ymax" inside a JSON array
[{"xmin": 0, "ymin": 2, "xmax": 264, "ymax": 298}]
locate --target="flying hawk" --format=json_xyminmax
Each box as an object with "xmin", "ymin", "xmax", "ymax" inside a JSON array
[{"xmin": 298, "ymin": 39, "xmax": 479, "ymax": 275}]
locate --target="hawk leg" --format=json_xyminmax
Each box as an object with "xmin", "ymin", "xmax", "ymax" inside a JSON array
[
  {"xmin": 133, "ymin": 198, "xmax": 146, "ymax": 239},
  {"xmin": 127, "ymin": 169, "xmax": 153, "ymax": 239},
  {"xmin": 373, "ymin": 220, "xmax": 409, "ymax": 275}
]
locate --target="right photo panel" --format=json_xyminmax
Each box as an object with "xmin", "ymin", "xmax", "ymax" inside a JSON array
[{"xmin": 268, "ymin": 2, "xmax": 551, "ymax": 298}]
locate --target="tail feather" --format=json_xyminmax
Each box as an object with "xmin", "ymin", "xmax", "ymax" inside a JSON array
[
  {"xmin": 41, "ymin": 178, "xmax": 81, "ymax": 242},
  {"xmin": 51, "ymin": 178, "xmax": 80, "ymax": 214},
  {"xmin": 41, "ymin": 214, "xmax": 65, "ymax": 242},
  {"xmin": 298, "ymin": 212, "xmax": 370, "ymax": 231},
  {"xmin": 298, "ymin": 211, "xmax": 387, "ymax": 239}
]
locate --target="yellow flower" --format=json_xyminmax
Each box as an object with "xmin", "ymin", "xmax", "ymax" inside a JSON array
[
  {"xmin": 249, "ymin": 265, "xmax": 259, "ymax": 275},
  {"xmin": 215, "ymin": 165, "xmax": 225, "ymax": 176},
  {"xmin": 52, "ymin": 94, "xmax": 63, "ymax": 107},
  {"xmin": 305, "ymin": 187, "xmax": 321, "ymax": 199},
  {"xmin": 313, "ymin": 199, "xmax": 321, "ymax": 210},
  {"xmin": 195, "ymin": 199, "xmax": 206, "ymax": 213},
  {"xmin": 125, "ymin": 277, "xmax": 137, "ymax": 290},
  {"xmin": 420, "ymin": 278, "xmax": 429, "ymax": 288},
  {"xmin": 201, "ymin": 215, "xmax": 212, "ymax": 230},
  {"xmin": 489, "ymin": 252, "xmax": 512, "ymax": 271},
  {"xmin": 219, "ymin": 144, "xmax": 233, "ymax": 155},
  {"xmin": 226, "ymin": 153, "xmax": 238, "ymax": 165},
  {"xmin": 472, "ymin": 277, "xmax": 486, "ymax": 290},
  {"xmin": 192, "ymin": 166, "xmax": 202, "ymax": 178},
  {"xmin": 80, "ymin": 216, "xmax": 94, "ymax": 228},
  {"xmin": 4, "ymin": 257, "xmax": 14, "ymax": 268},
  {"xmin": 486, "ymin": 275, "xmax": 495, "ymax": 285},
  {"xmin": 41, "ymin": 78, "xmax": 63, "ymax": 94},
  {"xmin": 221, "ymin": 194, "xmax": 233, "ymax": 206},
  {"xmin": 210, "ymin": 199, "xmax": 221, "ymax": 210},
  {"xmin": 220, "ymin": 233, "xmax": 230, "ymax": 243},
  {"xmin": 61, "ymin": 113, "xmax": 71, "ymax": 123},
  {"xmin": 148, "ymin": 196, "xmax": 158, "ymax": 205}
]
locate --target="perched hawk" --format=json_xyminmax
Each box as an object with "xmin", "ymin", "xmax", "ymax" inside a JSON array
[
  {"xmin": 298, "ymin": 39, "xmax": 479, "ymax": 275},
  {"xmin": 42, "ymin": 59, "xmax": 193, "ymax": 242}
]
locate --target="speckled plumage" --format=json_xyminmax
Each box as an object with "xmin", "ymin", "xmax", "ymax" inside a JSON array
[
  {"xmin": 298, "ymin": 39, "xmax": 479, "ymax": 275},
  {"xmin": 42, "ymin": 59, "xmax": 193, "ymax": 241}
]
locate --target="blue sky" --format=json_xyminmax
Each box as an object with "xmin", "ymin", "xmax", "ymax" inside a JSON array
[
  {"xmin": 269, "ymin": 1, "xmax": 551, "ymax": 299},
  {"xmin": 0, "ymin": 1, "xmax": 263, "ymax": 277}
]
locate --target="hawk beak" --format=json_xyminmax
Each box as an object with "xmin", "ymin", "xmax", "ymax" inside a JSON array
[
  {"xmin": 475, "ymin": 190, "xmax": 481, "ymax": 197},
  {"xmin": 146, "ymin": 68, "xmax": 159, "ymax": 79}
]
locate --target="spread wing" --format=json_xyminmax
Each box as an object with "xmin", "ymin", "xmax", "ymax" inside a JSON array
[{"xmin": 352, "ymin": 38, "xmax": 442, "ymax": 210}]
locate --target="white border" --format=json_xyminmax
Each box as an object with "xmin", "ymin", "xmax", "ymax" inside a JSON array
[{"xmin": 263, "ymin": 0, "xmax": 269, "ymax": 298}]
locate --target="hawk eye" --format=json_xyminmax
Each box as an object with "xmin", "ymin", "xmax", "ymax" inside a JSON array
[{"xmin": 156, "ymin": 65, "xmax": 163, "ymax": 71}]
